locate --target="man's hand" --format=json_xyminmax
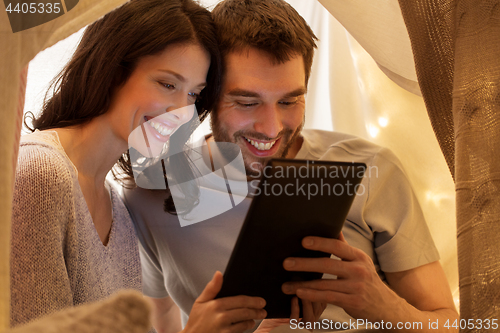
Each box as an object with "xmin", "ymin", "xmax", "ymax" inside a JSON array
[
  {"xmin": 255, "ymin": 297, "xmax": 300, "ymax": 333},
  {"xmin": 182, "ymin": 271, "xmax": 267, "ymax": 333},
  {"xmin": 299, "ymin": 297, "xmax": 326, "ymax": 325},
  {"xmin": 256, "ymin": 296, "xmax": 323, "ymax": 333},
  {"xmin": 280, "ymin": 234, "xmax": 459, "ymax": 332},
  {"xmin": 281, "ymin": 233, "xmax": 398, "ymax": 322}
]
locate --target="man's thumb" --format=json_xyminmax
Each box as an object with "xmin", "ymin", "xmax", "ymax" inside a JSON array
[{"xmin": 195, "ymin": 271, "xmax": 223, "ymax": 303}]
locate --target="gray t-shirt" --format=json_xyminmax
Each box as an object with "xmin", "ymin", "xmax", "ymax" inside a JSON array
[{"xmin": 122, "ymin": 129, "xmax": 440, "ymax": 326}]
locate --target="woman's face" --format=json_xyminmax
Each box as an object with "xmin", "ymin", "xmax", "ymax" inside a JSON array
[{"xmin": 106, "ymin": 43, "xmax": 210, "ymax": 157}]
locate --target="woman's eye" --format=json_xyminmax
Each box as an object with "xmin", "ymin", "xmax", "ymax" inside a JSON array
[
  {"xmin": 160, "ymin": 82, "xmax": 175, "ymax": 89},
  {"xmin": 188, "ymin": 92, "xmax": 200, "ymax": 103}
]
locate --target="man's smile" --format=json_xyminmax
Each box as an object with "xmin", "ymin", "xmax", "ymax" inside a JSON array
[
  {"xmin": 241, "ymin": 136, "xmax": 282, "ymax": 157},
  {"xmin": 243, "ymin": 136, "xmax": 278, "ymax": 151}
]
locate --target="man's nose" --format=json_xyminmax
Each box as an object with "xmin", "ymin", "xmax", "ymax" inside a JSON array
[{"xmin": 253, "ymin": 104, "xmax": 283, "ymax": 139}]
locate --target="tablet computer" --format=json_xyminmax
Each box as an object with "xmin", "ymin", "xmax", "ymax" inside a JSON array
[{"xmin": 216, "ymin": 158, "xmax": 366, "ymax": 318}]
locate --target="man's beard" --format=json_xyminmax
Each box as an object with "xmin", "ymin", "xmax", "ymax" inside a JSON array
[{"xmin": 210, "ymin": 112, "xmax": 304, "ymax": 178}]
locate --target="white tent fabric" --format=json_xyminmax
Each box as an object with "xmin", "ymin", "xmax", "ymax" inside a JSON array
[{"xmin": 0, "ymin": 1, "xmax": 129, "ymax": 328}]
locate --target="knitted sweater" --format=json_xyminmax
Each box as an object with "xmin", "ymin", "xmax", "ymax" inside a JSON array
[{"xmin": 10, "ymin": 131, "xmax": 142, "ymax": 327}]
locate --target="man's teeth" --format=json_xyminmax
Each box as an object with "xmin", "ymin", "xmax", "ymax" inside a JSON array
[
  {"xmin": 149, "ymin": 120, "xmax": 174, "ymax": 136},
  {"xmin": 245, "ymin": 137, "xmax": 276, "ymax": 151}
]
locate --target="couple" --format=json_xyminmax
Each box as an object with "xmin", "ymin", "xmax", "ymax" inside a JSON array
[{"xmin": 11, "ymin": 0, "xmax": 458, "ymax": 333}]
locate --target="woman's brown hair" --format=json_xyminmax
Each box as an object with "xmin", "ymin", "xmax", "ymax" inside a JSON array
[{"xmin": 26, "ymin": 0, "xmax": 222, "ymax": 214}]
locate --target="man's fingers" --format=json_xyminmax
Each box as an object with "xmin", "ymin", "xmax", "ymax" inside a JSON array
[
  {"xmin": 313, "ymin": 301, "xmax": 326, "ymax": 319},
  {"xmin": 282, "ymin": 279, "xmax": 355, "ymax": 295},
  {"xmin": 222, "ymin": 307, "xmax": 267, "ymax": 325},
  {"xmin": 196, "ymin": 271, "xmax": 223, "ymax": 303},
  {"xmin": 226, "ymin": 320, "xmax": 257, "ymax": 333},
  {"xmin": 296, "ymin": 288, "xmax": 351, "ymax": 307},
  {"xmin": 283, "ymin": 256, "xmax": 352, "ymax": 277},
  {"xmin": 290, "ymin": 296, "xmax": 300, "ymax": 320},
  {"xmin": 301, "ymin": 236, "xmax": 357, "ymax": 261},
  {"xmin": 301, "ymin": 299, "xmax": 314, "ymax": 323},
  {"xmin": 196, "ymin": 272, "xmax": 266, "ymax": 310},
  {"xmin": 216, "ymin": 295, "xmax": 266, "ymax": 311},
  {"xmin": 256, "ymin": 319, "xmax": 291, "ymax": 333}
]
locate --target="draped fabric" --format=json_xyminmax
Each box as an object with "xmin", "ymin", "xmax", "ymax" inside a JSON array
[
  {"xmin": 0, "ymin": 1, "xmax": 128, "ymax": 329},
  {"xmin": 398, "ymin": 0, "xmax": 500, "ymax": 327},
  {"xmin": 4, "ymin": 290, "xmax": 151, "ymax": 333},
  {"xmin": 12, "ymin": 66, "xmax": 28, "ymax": 184},
  {"xmin": 186, "ymin": 0, "xmax": 461, "ymax": 323},
  {"xmin": 397, "ymin": 0, "xmax": 456, "ymax": 178},
  {"xmin": 3, "ymin": 0, "xmax": 499, "ymax": 331},
  {"xmin": 290, "ymin": 0, "xmax": 459, "ymax": 310},
  {"xmin": 20, "ymin": 5, "xmax": 459, "ymax": 304},
  {"xmin": 0, "ymin": 66, "xmax": 28, "ymax": 330}
]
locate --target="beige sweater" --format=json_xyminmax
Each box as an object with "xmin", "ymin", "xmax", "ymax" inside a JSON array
[{"xmin": 10, "ymin": 131, "xmax": 142, "ymax": 327}]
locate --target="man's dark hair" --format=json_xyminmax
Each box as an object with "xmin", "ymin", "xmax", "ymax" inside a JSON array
[{"xmin": 211, "ymin": 0, "xmax": 318, "ymax": 85}]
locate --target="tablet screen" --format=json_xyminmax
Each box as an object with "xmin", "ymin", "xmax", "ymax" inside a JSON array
[{"xmin": 217, "ymin": 159, "xmax": 366, "ymax": 318}]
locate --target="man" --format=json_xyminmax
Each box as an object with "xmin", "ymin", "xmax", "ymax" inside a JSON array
[{"xmin": 122, "ymin": 0, "xmax": 458, "ymax": 332}]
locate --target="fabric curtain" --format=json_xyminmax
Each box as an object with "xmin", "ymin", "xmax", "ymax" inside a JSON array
[
  {"xmin": 289, "ymin": 0, "xmax": 459, "ymax": 314},
  {"xmin": 0, "ymin": 0, "xmax": 128, "ymax": 329},
  {"xmin": 398, "ymin": 0, "xmax": 500, "ymax": 326},
  {"xmin": 5, "ymin": 290, "xmax": 151, "ymax": 333},
  {"xmin": 0, "ymin": 65, "xmax": 28, "ymax": 331},
  {"xmin": 5, "ymin": 0, "xmax": 497, "ymax": 330}
]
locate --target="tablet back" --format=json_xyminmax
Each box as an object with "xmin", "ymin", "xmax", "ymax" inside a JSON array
[{"xmin": 217, "ymin": 159, "xmax": 366, "ymax": 318}]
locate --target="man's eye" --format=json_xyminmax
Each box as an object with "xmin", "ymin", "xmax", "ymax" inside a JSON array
[
  {"xmin": 279, "ymin": 100, "xmax": 298, "ymax": 106},
  {"xmin": 236, "ymin": 102, "xmax": 258, "ymax": 107}
]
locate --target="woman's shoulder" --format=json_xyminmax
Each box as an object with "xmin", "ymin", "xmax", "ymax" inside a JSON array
[
  {"xmin": 17, "ymin": 132, "xmax": 77, "ymax": 190},
  {"xmin": 12, "ymin": 133, "xmax": 78, "ymax": 239}
]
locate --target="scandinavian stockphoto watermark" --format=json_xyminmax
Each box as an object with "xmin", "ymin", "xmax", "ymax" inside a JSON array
[
  {"xmin": 290, "ymin": 318, "xmax": 424, "ymax": 331},
  {"xmin": 128, "ymin": 106, "xmax": 248, "ymax": 227},
  {"xmin": 290, "ymin": 318, "xmax": 499, "ymax": 330},
  {"xmin": 248, "ymin": 161, "xmax": 377, "ymax": 200},
  {"xmin": 128, "ymin": 107, "xmax": 377, "ymax": 226},
  {"xmin": 290, "ymin": 319, "xmax": 424, "ymax": 331},
  {"xmin": 4, "ymin": 0, "xmax": 79, "ymax": 33}
]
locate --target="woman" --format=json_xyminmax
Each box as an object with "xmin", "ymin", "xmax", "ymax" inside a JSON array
[{"xmin": 10, "ymin": 0, "xmax": 267, "ymax": 331}]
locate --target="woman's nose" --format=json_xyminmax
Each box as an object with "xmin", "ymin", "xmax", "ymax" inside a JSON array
[
  {"xmin": 167, "ymin": 103, "xmax": 195, "ymax": 126},
  {"xmin": 166, "ymin": 92, "xmax": 196, "ymax": 125}
]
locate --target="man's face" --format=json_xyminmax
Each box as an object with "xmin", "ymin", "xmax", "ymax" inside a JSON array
[{"xmin": 211, "ymin": 48, "xmax": 306, "ymax": 176}]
